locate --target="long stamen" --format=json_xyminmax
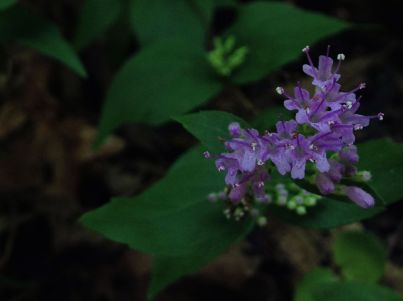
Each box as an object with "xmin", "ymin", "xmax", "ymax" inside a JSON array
[
  {"xmin": 302, "ymin": 46, "xmax": 318, "ymax": 77},
  {"xmin": 334, "ymin": 53, "xmax": 345, "ymax": 73},
  {"xmin": 334, "ymin": 82, "xmax": 365, "ymax": 102}
]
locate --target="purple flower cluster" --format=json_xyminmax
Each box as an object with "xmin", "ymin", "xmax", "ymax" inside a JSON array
[{"xmin": 207, "ymin": 46, "xmax": 383, "ymax": 208}]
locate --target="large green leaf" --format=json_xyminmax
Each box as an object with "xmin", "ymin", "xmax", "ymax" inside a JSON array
[
  {"xmin": 81, "ymin": 146, "xmax": 252, "ymax": 255},
  {"xmin": 96, "ymin": 39, "xmax": 221, "ymax": 147},
  {"xmin": 313, "ymin": 282, "xmax": 403, "ymax": 301},
  {"xmin": 129, "ymin": 0, "xmax": 211, "ymax": 46},
  {"xmin": 81, "ymin": 146, "xmax": 253, "ymax": 297},
  {"xmin": 294, "ymin": 268, "xmax": 338, "ymax": 301},
  {"xmin": 358, "ymin": 138, "xmax": 403, "ymax": 205},
  {"xmin": 332, "ymin": 231, "xmax": 386, "ymax": 283},
  {"xmin": 74, "ymin": 0, "xmax": 122, "ymax": 50},
  {"xmin": 149, "ymin": 221, "xmax": 252, "ymax": 299},
  {"xmin": 227, "ymin": 2, "xmax": 349, "ymax": 83},
  {"xmin": 0, "ymin": 6, "xmax": 86, "ymax": 77},
  {"xmin": 175, "ymin": 110, "xmax": 249, "ymax": 153}
]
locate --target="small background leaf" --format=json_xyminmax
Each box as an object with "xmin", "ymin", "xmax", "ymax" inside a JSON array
[
  {"xmin": 0, "ymin": 0, "xmax": 17, "ymax": 11},
  {"xmin": 332, "ymin": 231, "xmax": 386, "ymax": 283},
  {"xmin": 129, "ymin": 0, "xmax": 210, "ymax": 46},
  {"xmin": 227, "ymin": 2, "xmax": 349, "ymax": 83},
  {"xmin": 0, "ymin": 5, "xmax": 86, "ymax": 77},
  {"xmin": 74, "ymin": 0, "xmax": 122, "ymax": 50},
  {"xmin": 313, "ymin": 282, "xmax": 403, "ymax": 301},
  {"xmin": 294, "ymin": 268, "xmax": 338, "ymax": 301}
]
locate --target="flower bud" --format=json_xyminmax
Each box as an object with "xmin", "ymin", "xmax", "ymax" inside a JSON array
[{"xmin": 344, "ymin": 186, "xmax": 375, "ymax": 208}]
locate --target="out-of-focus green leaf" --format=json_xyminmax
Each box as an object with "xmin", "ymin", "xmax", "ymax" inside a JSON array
[
  {"xmin": 313, "ymin": 282, "xmax": 403, "ymax": 301},
  {"xmin": 129, "ymin": 0, "xmax": 210, "ymax": 46},
  {"xmin": 332, "ymin": 231, "xmax": 386, "ymax": 283},
  {"xmin": 175, "ymin": 111, "xmax": 249, "ymax": 153},
  {"xmin": 294, "ymin": 268, "xmax": 338, "ymax": 301},
  {"xmin": 96, "ymin": 39, "xmax": 221, "ymax": 147},
  {"xmin": 0, "ymin": 0, "xmax": 17, "ymax": 11},
  {"xmin": 227, "ymin": 2, "xmax": 349, "ymax": 83},
  {"xmin": 0, "ymin": 6, "xmax": 86, "ymax": 77},
  {"xmin": 358, "ymin": 138, "xmax": 403, "ymax": 205},
  {"xmin": 74, "ymin": 0, "xmax": 122, "ymax": 50}
]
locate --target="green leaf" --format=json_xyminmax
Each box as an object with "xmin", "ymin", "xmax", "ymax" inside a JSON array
[
  {"xmin": 129, "ymin": 0, "xmax": 211, "ymax": 46},
  {"xmin": 358, "ymin": 138, "xmax": 403, "ymax": 205},
  {"xmin": 0, "ymin": 6, "xmax": 86, "ymax": 77},
  {"xmin": 294, "ymin": 268, "xmax": 338, "ymax": 301},
  {"xmin": 96, "ymin": 39, "xmax": 221, "ymax": 147},
  {"xmin": 175, "ymin": 110, "xmax": 249, "ymax": 153},
  {"xmin": 252, "ymin": 106, "xmax": 293, "ymax": 132},
  {"xmin": 313, "ymin": 282, "xmax": 403, "ymax": 301},
  {"xmin": 227, "ymin": 2, "xmax": 349, "ymax": 83},
  {"xmin": 269, "ymin": 194, "xmax": 383, "ymax": 229},
  {"xmin": 81, "ymin": 146, "xmax": 253, "ymax": 297},
  {"xmin": 74, "ymin": 0, "xmax": 122, "ymax": 50},
  {"xmin": 81, "ymin": 146, "xmax": 252, "ymax": 255},
  {"xmin": 0, "ymin": 0, "xmax": 17, "ymax": 11},
  {"xmin": 271, "ymin": 138, "xmax": 403, "ymax": 228},
  {"xmin": 149, "ymin": 221, "xmax": 252, "ymax": 299},
  {"xmin": 332, "ymin": 231, "xmax": 386, "ymax": 283}
]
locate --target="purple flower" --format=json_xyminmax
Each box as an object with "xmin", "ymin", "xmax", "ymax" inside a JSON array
[
  {"xmin": 287, "ymin": 134, "xmax": 329, "ymax": 179},
  {"xmin": 302, "ymin": 46, "xmax": 341, "ymax": 89},
  {"xmin": 339, "ymin": 145, "xmax": 359, "ymax": 165},
  {"xmin": 327, "ymin": 159, "xmax": 344, "ymax": 182},
  {"xmin": 315, "ymin": 173, "xmax": 335, "ymax": 194},
  {"xmin": 228, "ymin": 167, "xmax": 269, "ymax": 203},
  {"xmin": 206, "ymin": 46, "xmax": 382, "ymax": 209},
  {"xmin": 261, "ymin": 133, "xmax": 291, "ymax": 175},
  {"xmin": 344, "ymin": 186, "xmax": 375, "ymax": 208}
]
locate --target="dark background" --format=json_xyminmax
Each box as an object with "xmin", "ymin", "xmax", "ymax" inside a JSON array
[{"xmin": 0, "ymin": 0, "xmax": 403, "ymax": 300}]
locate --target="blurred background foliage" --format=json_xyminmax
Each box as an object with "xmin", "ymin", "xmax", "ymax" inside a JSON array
[{"xmin": 0, "ymin": 0, "xmax": 403, "ymax": 300}]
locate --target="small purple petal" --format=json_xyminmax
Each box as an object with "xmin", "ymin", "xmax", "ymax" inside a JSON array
[{"xmin": 228, "ymin": 122, "xmax": 241, "ymax": 137}]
